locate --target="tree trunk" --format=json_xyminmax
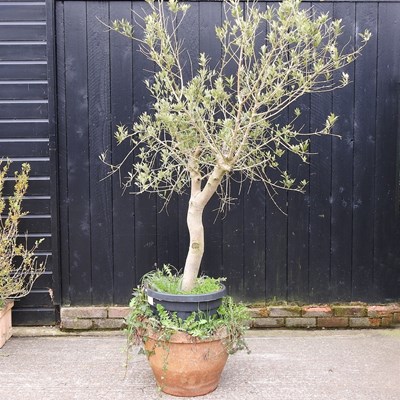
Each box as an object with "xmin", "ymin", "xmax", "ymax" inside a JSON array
[
  {"xmin": 181, "ymin": 200, "xmax": 204, "ymax": 291},
  {"xmin": 181, "ymin": 163, "xmax": 228, "ymax": 291}
]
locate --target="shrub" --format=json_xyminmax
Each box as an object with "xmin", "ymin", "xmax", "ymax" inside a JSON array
[{"xmin": 0, "ymin": 161, "xmax": 45, "ymax": 308}]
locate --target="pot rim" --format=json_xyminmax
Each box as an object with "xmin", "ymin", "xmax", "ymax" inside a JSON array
[
  {"xmin": 146, "ymin": 284, "xmax": 227, "ymax": 303},
  {"xmin": 145, "ymin": 326, "xmax": 228, "ymax": 344}
]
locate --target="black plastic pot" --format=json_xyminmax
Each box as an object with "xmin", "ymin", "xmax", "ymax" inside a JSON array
[{"xmin": 146, "ymin": 285, "xmax": 227, "ymax": 320}]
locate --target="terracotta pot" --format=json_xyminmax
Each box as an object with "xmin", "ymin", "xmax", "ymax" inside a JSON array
[
  {"xmin": 0, "ymin": 300, "xmax": 13, "ymax": 349},
  {"xmin": 144, "ymin": 329, "xmax": 229, "ymax": 397}
]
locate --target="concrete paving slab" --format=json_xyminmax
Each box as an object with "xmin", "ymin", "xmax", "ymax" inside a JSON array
[{"xmin": 0, "ymin": 329, "xmax": 399, "ymax": 400}]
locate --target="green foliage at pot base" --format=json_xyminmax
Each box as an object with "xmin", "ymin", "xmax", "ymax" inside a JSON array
[
  {"xmin": 126, "ymin": 270, "xmax": 251, "ymax": 356},
  {"xmin": 142, "ymin": 265, "xmax": 225, "ymax": 295}
]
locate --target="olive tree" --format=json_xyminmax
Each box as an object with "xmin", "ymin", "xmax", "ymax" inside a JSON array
[{"xmin": 102, "ymin": 0, "xmax": 370, "ymax": 291}]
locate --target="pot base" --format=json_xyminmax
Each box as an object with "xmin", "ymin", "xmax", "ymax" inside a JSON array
[{"xmin": 144, "ymin": 331, "xmax": 228, "ymax": 397}]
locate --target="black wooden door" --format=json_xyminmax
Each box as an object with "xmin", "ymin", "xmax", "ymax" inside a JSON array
[{"xmin": 0, "ymin": 0, "xmax": 59, "ymax": 324}]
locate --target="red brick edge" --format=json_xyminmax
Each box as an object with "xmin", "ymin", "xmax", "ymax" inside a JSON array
[
  {"xmin": 250, "ymin": 304, "xmax": 400, "ymax": 329},
  {"xmin": 60, "ymin": 303, "xmax": 400, "ymax": 330},
  {"xmin": 60, "ymin": 307, "xmax": 130, "ymax": 330}
]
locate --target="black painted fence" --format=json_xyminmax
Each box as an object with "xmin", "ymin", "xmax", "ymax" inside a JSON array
[
  {"xmin": 3, "ymin": 0, "xmax": 400, "ymax": 324},
  {"xmin": 54, "ymin": 0, "xmax": 400, "ymax": 307}
]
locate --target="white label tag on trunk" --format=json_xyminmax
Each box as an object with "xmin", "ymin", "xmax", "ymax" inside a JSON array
[{"xmin": 147, "ymin": 296, "xmax": 154, "ymax": 306}]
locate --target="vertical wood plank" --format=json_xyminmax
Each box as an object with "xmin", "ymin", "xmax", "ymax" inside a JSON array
[
  {"xmin": 110, "ymin": 1, "xmax": 136, "ymax": 304},
  {"xmin": 243, "ymin": 0, "xmax": 266, "ymax": 301},
  {"xmin": 264, "ymin": 1, "xmax": 290, "ymax": 302},
  {"xmin": 287, "ymin": 98, "xmax": 311, "ymax": 302},
  {"xmin": 156, "ymin": 198, "xmax": 180, "ymax": 270},
  {"xmin": 176, "ymin": 3, "xmax": 200, "ymax": 272},
  {"xmin": 64, "ymin": 1, "xmax": 92, "ymax": 305},
  {"xmin": 265, "ymin": 146, "xmax": 288, "ymax": 300},
  {"xmin": 374, "ymin": 2, "xmax": 400, "ymax": 300},
  {"xmin": 56, "ymin": 0, "xmax": 71, "ymax": 305},
  {"xmin": 308, "ymin": 1, "xmax": 333, "ymax": 303},
  {"xmin": 330, "ymin": 2, "xmax": 355, "ymax": 301},
  {"xmin": 155, "ymin": 5, "xmax": 179, "ymax": 274},
  {"xmin": 87, "ymin": 2, "xmax": 113, "ymax": 304},
  {"xmin": 287, "ymin": 1, "xmax": 312, "ymax": 303},
  {"xmin": 222, "ymin": 1, "xmax": 245, "ymax": 298},
  {"xmin": 154, "ymin": 0, "xmax": 179, "ymax": 273},
  {"xmin": 244, "ymin": 183, "xmax": 266, "ymax": 301},
  {"xmin": 155, "ymin": 2, "xmax": 195, "ymax": 273},
  {"xmin": 352, "ymin": 2, "xmax": 378, "ymax": 301},
  {"xmin": 223, "ymin": 193, "xmax": 244, "ymax": 298},
  {"xmin": 199, "ymin": 1, "xmax": 224, "ymax": 279},
  {"xmin": 47, "ymin": 0, "xmax": 61, "ymax": 305},
  {"xmin": 132, "ymin": 1, "xmax": 157, "ymax": 281}
]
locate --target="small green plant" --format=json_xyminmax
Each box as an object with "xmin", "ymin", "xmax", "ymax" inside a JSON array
[
  {"xmin": 0, "ymin": 161, "xmax": 45, "ymax": 308},
  {"xmin": 142, "ymin": 264, "xmax": 225, "ymax": 295},
  {"xmin": 125, "ymin": 270, "xmax": 251, "ymax": 357}
]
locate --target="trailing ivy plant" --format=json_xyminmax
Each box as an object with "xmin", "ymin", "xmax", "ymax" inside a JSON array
[
  {"xmin": 0, "ymin": 161, "xmax": 45, "ymax": 308},
  {"xmin": 102, "ymin": 0, "xmax": 370, "ymax": 291},
  {"xmin": 125, "ymin": 273, "xmax": 251, "ymax": 358}
]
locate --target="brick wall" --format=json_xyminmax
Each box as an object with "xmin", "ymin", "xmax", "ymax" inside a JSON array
[
  {"xmin": 250, "ymin": 304, "xmax": 400, "ymax": 329},
  {"xmin": 60, "ymin": 303, "xmax": 400, "ymax": 331},
  {"xmin": 60, "ymin": 307, "xmax": 130, "ymax": 330}
]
